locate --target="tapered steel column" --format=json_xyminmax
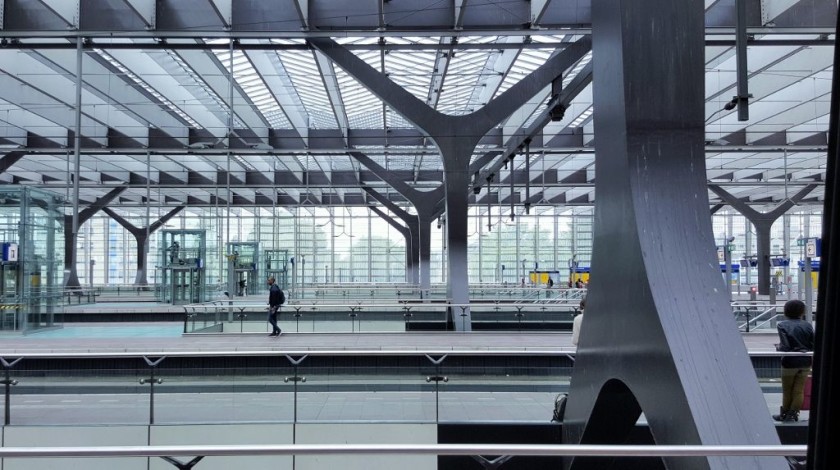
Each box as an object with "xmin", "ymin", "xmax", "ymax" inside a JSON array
[
  {"xmin": 63, "ymin": 188, "xmax": 126, "ymax": 289},
  {"xmin": 103, "ymin": 206, "xmax": 185, "ymax": 287},
  {"xmin": 710, "ymin": 184, "xmax": 816, "ymax": 295},
  {"xmin": 314, "ymin": 37, "xmax": 591, "ymax": 330},
  {"xmin": 353, "ymin": 153, "xmax": 444, "ymax": 291},
  {"xmin": 66, "ymin": 36, "xmax": 84, "ymax": 289},
  {"xmin": 369, "ymin": 205, "xmax": 416, "ymax": 284},
  {"xmin": 563, "ymin": 2, "xmax": 785, "ymax": 469}
]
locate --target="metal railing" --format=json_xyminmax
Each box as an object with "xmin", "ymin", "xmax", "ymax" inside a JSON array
[
  {"xmin": 0, "ymin": 443, "xmax": 808, "ymax": 458},
  {"xmin": 181, "ymin": 301, "xmax": 580, "ymax": 334},
  {"xmin": 0, "ymin": 349, "xmax": 810, "ymax": 427},
  {"xmin": 733, "ymin": 303, "xmax": 778, "ymax": 332}
]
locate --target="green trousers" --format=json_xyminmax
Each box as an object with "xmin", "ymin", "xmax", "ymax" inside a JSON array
[{"xmin": 781, "ymin": 367, "xmax": 810, "ymax": 412}]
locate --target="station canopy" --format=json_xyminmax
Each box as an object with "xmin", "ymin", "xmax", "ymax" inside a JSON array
[{"xmin": 0, "ymin": 0, "xmax": 832, "ymax": 216}]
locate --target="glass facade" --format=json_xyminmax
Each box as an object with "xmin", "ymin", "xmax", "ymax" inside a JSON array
[{"xmin": 71, "ymin": 204, "xmax": 822, "ymax": 290}]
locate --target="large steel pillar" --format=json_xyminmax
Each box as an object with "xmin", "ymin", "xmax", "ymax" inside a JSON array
[
  {"xmin": 709, "ymin": 184, "xmax": 816, "ymax": 295},
  {"xmin": 369, "ymin": 205, "xmax": 416, "ymax": 284},
  {"xmin": 313, "ymin": 37, "xmax": 591, "ymax": 330},
  {"xmin": 103, "ymin": 206, "xmax": 185, "ymax": 287},
  {"xmin": 354, "ymin": 153, "xmax": 444, "ymax": 292},
  {"xmin": 63, "ymin": 187, "xmax": 126, "ymax": 289},
  {"xmin": 562, "ymin": 2, "xmax": 785, "ymax": 469}
]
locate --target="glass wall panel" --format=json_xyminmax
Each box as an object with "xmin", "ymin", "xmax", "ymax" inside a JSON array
[{"xmin": 76, "ymin": 205, "xmax": 821, "ymax": 290}]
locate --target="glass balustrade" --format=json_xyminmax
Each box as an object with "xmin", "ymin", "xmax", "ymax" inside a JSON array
[{"xmin": 0, "ymin": 354, "xmax": 791, "ymax": 427}]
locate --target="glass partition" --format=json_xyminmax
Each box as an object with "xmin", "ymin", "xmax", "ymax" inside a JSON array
[
  {"xmin": 0, "ymin": 186, "xmax": 63, "ymax": 333},
  {"xmin": 0, "ymin": 353, "xmax": 787, "ymax": 427}
]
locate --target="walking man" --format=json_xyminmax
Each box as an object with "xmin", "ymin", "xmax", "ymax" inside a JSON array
[{"xmin": 267, "ymin": 276, "xmax": 282, "ymax": 337}]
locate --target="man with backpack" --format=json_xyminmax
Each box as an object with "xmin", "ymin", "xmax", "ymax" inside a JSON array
[{"xmin": 267, "ymin": 276, "xmax": 285, "ymax": 337}]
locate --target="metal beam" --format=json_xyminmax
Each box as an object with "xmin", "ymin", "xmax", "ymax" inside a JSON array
[
  {"xmin": 0, "ymin": 151, "xmax": 25, "ymax": 175},
  {"xmin": 36, "ymin": 49, "xmax": 188, "ymax": 145},
  {"xmin": 174, "ymin": 47, "xmax": 270, "ymax": 133},
  {"xmin": 106, "ymin": 48, "xmax": 228, "ymax": 139},
  {"xmin": 313, "ymin": 51, "xmax": 349, "ymax": 147},
  {"xmin": 293, "ymin": 0, "xmax": 308, "ymax": 28},
  {"xmin": 36, "ymin": 0, "xmax": 79, "ymax": 28},
  {"xmin": 121, "ymin": 0, "xmax": 156, "ymax": 28},
  {"xmin": 207, "ymin": 0, "xmax": 232, "ymax": 28},
  {"xmin": 475, "ymin": 62, "xmax": 593, "ymax": 193}
]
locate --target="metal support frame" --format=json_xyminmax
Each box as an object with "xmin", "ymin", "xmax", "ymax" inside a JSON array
[
  {"xmin": 1, "ymin": 357, "xmax": 22, "ymax": 425},
  {"xmin": 424, "ymin": 354, "xmax": 448, "ymax": 423},
  {"xmin": 160, "ymin": 456, "xmax": 205, "ymax": 470},
  {"xmin": 369, "ymin": 205, "xmax": 414, "ymax": 284},
  {"xmin": 103, "ymin": 206, "xmax": 185, "ymax": 288},
  {"xmin": 509, "ymin": 154, "xmax": 515, "ymax": 220},
  {"xmin": 524, "ymin": 142, "xmax": 531, "ymax": 215},
  {"xmin": 67, "ymin": 36, "xmax": 83, "ymax": 290},
  {"xmin": 285, "ymin": 354, "xmax": 308, "ymax": 469},
  {"xmin": 563, "ymin": 2, "xmax": 786, "ymax": 469},
  {"xmin": 351, "ymin": 151, "xmax": 444, "ymax": 292},
  {"xmin": 733, "ymin": 0, "xmax": 753, "ymax": 121},
  {"xmin": 63, "ymin": 187, "xmax": 127, "ymax": 289},
  {"xmin": 314, "ymin": 37, "xmax": 591, "ymax": 330},
  {"xmin": 0, "ymin": 151, "xmax": 26, "ymax": 176},
  {"xmin": 709, "ymin": 184, "xmax": 816, "ymax": 295},
  {"xmin": 0, "ymin": 443, "xmax": 810, "ymax": 459},
  {"xmin": 140, "ymin": 356, "xmax": 165, "ymax": 425}
]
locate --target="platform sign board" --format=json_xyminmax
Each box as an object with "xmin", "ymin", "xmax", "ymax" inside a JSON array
[
  {"xmin": 806, "ymin": 238, "xmax": 820, "ymax": 258},
  {"xmin": 2, "ymin": 243, "xmax": 18, "ymax": 262}
]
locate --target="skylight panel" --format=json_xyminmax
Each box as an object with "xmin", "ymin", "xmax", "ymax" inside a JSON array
[
  {"xmin": 337, "ymin": 37, "xmax": 381, "ymax": 46},
  {"xmin": 493, "ymin": 48, "xmax": 554, "ymax": 98},
  {"xmin": 437, "ymin": 51, "xmax": 494, "ymax": 115},
  {"xmin": 385, "ymin": 51, "xmax": 436, "ymax": 101},
  {"xmin": 231, "ymin": 154, "xmax": 256, "ymax": 171},
  {"xmin": 530, "ymin": 35, "xmax": 568, "ymax": 43},
  {"xmin": 335, "ymin": 65, "xmax": 383, "ymax": 129},
  {"xmin": 387, "ymin": 36, "xmax": 441, "ymax": 46},
  {"xmin": 569, "ymin": 106, "xmax": 593, "ymax": 128},
  {"xmin": 164, "ymin": 48, "xmax": 246, "ymax": 128},
  {"xmin": 208, "ymin": 40, "xmax": 292, "ymax": 129},
  {"xmin": 386, "ymin": 111, "xmax": 411, "ymax": 128},
  {"xmin": 93, "ymin": 48, "xmax": 201, "ymax": 128},
  {"xmin": 276, "ymin": 48, "xmax": 338, "ymax": 129}
]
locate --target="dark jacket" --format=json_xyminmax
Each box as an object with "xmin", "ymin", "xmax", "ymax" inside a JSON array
[
  {"xmin": 777, "ymin": 318, "xmax": 814, "ymax": 368},
  {"xmin": 268, "ymin": 283, "xmax": 282, "ymax": 308}
]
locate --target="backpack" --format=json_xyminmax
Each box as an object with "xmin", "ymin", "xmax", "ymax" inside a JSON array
[
  {"xmin": 551, "ymin": 393, "xmax": 567, "ymax": 422},
  {"xmin": 279, "ymin": 289, "xmax": 286, "ymax": 305}
]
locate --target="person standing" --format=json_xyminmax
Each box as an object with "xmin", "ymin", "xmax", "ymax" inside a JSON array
[
  {"xmin": 773, "ymin": 299, "xmax": 814, "ymax": 422},
  {"xmin": 267, "ymin": 276, "xmax": 282, "ymax": 337},
  {"xmin": 571, "ymin": 297, "xmax": 585, "ymax": 347},
  {"xmin": 167, "ymin": 241, "xmax": 180, "ymax": 264}
]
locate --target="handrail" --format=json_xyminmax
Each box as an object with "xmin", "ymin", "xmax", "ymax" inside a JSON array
[
  {"xmin": 0, "ymin": 444, "xmax": 808, "ymax": 458},
  {"xmin": 732, "ymin": 304, "xmax": 782, "ymax": 332},
  {"xmin": 752, "ymin": 314, "xmax": 784, "ymax": 331},
  {"xmin": 193, "ymin": 301, "xmax": 580, "ymax": 307},
  {"xmin": 0, "ymin": 349, "xmax": 811, "ymax": 360}
]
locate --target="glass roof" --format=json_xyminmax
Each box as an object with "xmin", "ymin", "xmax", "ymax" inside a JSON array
[
  {"xmin": 0, "ymin": 0, "xmax": 831, "ymax": 209},
  {"xmin": 276, "ymin": 48, "xmax": 339, "ymax": 129},
  {"xmin": 207, "ymin": 39, "xmax": 291, "ymax": 129}
]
